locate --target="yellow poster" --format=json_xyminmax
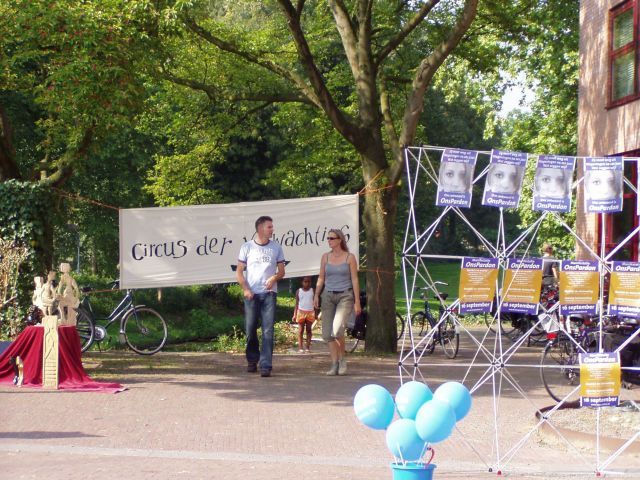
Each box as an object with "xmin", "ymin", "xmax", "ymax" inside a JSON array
[
  {"xmin": 502, "ymin": 258, "xmax": 543, "ymax": 314},
  {"xmin": 459, "ymin": 257, "xmax": 498, "ymax": 313},
  {"xmin": 559, "ymin": 260, "xmax": 599, "ymax": 316},
  {"xmin": 609, "ymin": 261, "xmax": 640, "ymax": 318},
  {"xmin": 579, "ymin": 352, "xmax": 621, "ymax": 407}
]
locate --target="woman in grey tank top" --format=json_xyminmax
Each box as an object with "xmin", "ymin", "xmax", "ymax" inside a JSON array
[{"xmin": 314, "ymin": 228, "xmax": 361, "ymax": 375}]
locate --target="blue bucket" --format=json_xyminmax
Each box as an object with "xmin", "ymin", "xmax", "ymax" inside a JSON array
[{"xmin": 390, "ymin": 462, "xmax": 436, "ymax": 480}]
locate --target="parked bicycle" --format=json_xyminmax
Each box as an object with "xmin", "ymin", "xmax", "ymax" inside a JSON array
[
  {"xmin": 77, "ymin": 280, "xmax": 168, "ymax": 355},
  {"xmin": 341, "ymin": 289, "xmax": 406, "ymax": 353},
  {"xmin": 409, "ymin": 282, "xmax": 460, "ymax": 359},
  {"xmin": 484, "ymin": 284, "xmax": 558, "ymax": 346},
  {"xmin": 539, "ymin": 314, "xmax": 600, "ymax": 403}
]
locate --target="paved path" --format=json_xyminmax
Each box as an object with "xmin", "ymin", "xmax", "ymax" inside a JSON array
[{"xmin": 1, "ymin": 330, "xmax": 639, "ymax": 479}]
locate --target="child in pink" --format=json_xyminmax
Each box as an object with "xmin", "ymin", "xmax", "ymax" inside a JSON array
[{"xmin": 292, "ymin": 277, "xmax": 315, "ymax": 353}]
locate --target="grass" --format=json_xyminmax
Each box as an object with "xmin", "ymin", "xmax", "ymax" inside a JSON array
[{"xmin": 80, "ymin": 260, "xmax": 474, "ymax": 353}]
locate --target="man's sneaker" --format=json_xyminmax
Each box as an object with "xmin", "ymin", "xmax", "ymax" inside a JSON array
[
  {"xmin": 247, "ymin": 362, "xmax": 257, "ymax": 373},
  {"xmin": 338, "ymin": 358, "xmax": 347, "ymax": 375},
  {"xmin": 260, "ymin": 369, "xmax": 271, "ymax": 377}
]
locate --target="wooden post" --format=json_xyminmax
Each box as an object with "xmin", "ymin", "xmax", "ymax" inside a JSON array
[{"xmin": 42, "ymin": 315, "xmax": 59, "ymax": 389}]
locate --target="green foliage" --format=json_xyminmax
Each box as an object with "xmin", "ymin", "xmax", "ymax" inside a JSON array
[{"xmin": 0, "ymin": 180, "xmax": 52, "ymax": 337}]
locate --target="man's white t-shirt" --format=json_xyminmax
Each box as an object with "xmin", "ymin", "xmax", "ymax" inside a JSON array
[{"xmin": 238, "ymin": 240, "xmax": 285, "ymax": 294}]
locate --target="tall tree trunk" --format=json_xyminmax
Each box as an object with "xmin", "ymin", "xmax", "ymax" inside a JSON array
[{"xmin": 361, "ymin": 180, "xmax": 398, "ymax": 353}]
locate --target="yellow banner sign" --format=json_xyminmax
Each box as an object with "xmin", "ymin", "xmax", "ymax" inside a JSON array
[
  {"xmin": 579, "ymin": 352, "xmax": 621, "ymax": 407},
  {"xmin": 459, "ymin": 257, "xmax": 499, "ymax": 313}
]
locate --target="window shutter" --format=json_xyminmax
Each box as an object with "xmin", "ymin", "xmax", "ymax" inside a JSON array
[
  {"xmin": 613, "ymin": 51, "xmax": 636, "ymax": 100},
  {"xmin": 614, "ymin": 9, "xmax": 634, "ymax": 49}
]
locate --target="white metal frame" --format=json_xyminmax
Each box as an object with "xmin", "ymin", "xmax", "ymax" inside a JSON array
[{"xmin": 400, "ymin": 145, "xmax": 640, "ymax": 476}]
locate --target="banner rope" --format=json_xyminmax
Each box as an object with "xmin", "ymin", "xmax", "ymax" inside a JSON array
[{"xmin": 52, "ymin": 188, "xmax": 120, "ymax": 211}]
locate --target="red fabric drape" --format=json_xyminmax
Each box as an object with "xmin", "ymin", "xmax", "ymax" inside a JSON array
[{"xmin": 0, "ymin": 326, "xmax": 124, "ymax": 393}]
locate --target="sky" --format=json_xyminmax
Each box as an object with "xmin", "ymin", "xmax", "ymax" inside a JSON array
[{"xmin": 499, "ymin": 73, "xmax": 535, "ymax": 116}]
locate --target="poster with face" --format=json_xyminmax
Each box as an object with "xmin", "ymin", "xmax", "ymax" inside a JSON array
[
  {"xmin": 583, "ymin": 157, "xmax": 623, "ymax": 213},
  {"xmin": 482, "ymin": 149, "xmax": 527, "ymax": 208},
  {"xmin": 436, "ymin": 148, "xmax": 478, "ymax": 208},
  {"xmin": 533, "ymin": 155, "xmax": 575, "ymax": 213}
]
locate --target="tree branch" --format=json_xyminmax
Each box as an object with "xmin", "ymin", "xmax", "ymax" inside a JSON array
[
  {"xmin": 164, "ymin": 70, "xmax": 315, "ymax": 106},
  {"xmin": 394, "ymin": 0, "xmax": 479, "ymax": 184},
  {"xmin": 0, "ymin": 104, "xmax": 20, "ymax": 180},
  {"xmin": 277, "ymin": 0, "xmax": 362, "ymax": 146},
  {"xmin": 44, "ymin": 127, "xmax": 94, "ymax": 188},
  {"xmin": 182, "ymin": 16, "xmax": 322, "ymax": 109},
  {"xmin": 375, "ymin": 0, "xmax": 440, "ymax": 65},
  {"xmin": 379, "ymin": 80, "xmax": 400, "ymax": 164},
  {"xmin": 162, "ymin": 71, "xmax": 220, "ymax": 101},
  {"xmin": 328, "ymin": 0, "xmax": 359, "ymax": 78},
  {"xmin": 295, "ymin": 0, "xmax": 306, "ymax": 17}
]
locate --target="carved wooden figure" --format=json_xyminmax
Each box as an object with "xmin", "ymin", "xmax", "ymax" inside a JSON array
[
  {"xmin": 56, "ymin": 263, "xmax": 80, "ymax": 326},
  {"xmin": 31, "ymin": 276, "xmax": 45, "ymax": 310},
  {"xmin": 41, "ymin": 271, "xmax": 58, "ymax": 316}
]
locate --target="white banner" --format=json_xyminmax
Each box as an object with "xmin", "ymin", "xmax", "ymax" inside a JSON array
[{"xmin": 119, "ymin": 195, "xmax": 359, "ymax": 289}]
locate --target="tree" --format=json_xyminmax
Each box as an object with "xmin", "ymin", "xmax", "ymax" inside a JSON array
[
  {"xmin": 0, "ymin": 0, "xmax": 152, "ymax": 280},
  {"xmin": 141, "ymin": 0, "xmax": 491, "ymax": 352},
  {"xmin": 500, "ymin": 0, "xmax": 579, "ymax": 257}
]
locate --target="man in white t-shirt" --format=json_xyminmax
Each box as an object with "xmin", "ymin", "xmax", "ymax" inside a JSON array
[{"xmin": 236, "ymin": 216, "xmax": 286, "ymax": 377}]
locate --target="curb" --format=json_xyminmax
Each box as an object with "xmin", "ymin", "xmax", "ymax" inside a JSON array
[{"xmin": 536, "ymin": 404, "xmax": 640, "ymax": 454}]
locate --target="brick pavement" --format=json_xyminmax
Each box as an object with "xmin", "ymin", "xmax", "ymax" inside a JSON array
[{"xmin": 1, "ymin": 334, "xmax": 640, "ymax": 479}]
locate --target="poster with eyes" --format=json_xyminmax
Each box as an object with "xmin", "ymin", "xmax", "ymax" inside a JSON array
[
  {"xmin": 481, "ymin": 149, "xmax": 527, "ymax": 208},
  {"xmin": 436, "ymin": 148, "xmax": 478, "ymax": 208},
  {"xmin": 583, "ymin": 157, "xmax": 623, "ymax": 213},
  {"xmin": 532, "ymin": 155, "xmax": 575, "ymax": 213}
]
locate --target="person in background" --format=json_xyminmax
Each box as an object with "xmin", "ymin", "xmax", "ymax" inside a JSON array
[
  {"xmin": 541, "ymin": 243, "xmax": 559, "ymax": 287},
  {"xmin": 236, "ymin": 216, "xmax": 286, "ymax": 378},
  {"xmin": 292, "ymin": 276, "xmax": 315, "ymax": 353},
  {"xmin": 314, "ymin": 229, "xmax": 361, "ymax": 376}
]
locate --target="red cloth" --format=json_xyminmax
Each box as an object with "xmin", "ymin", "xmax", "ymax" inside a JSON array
[{"xmin": 0, "ymin": 326, "xmax": 124, "ymax": 393}]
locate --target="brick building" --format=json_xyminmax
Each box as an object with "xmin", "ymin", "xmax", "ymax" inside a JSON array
[{"xmin": 577, "ymin": 0, "xmax": 639, "ymax": 260}]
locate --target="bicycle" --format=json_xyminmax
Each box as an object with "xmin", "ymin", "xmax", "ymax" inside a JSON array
[
  {"xmin": 484, "ymin": 284, "xmax": 558, "ymax": 346},
  {"xmin": 539, "ymin": 314, "xmax": 600, "ymax": 404},
  {"xmin": 341, "ymin": 289, "xmax": 406, "ymax": 353},
  {"xmin": 76, "ymin": 280, "xmax": 168, "ymax": 355},
  {"xmin": 410, "ymin": 282, "xmax": 460, "ymax": 359}
]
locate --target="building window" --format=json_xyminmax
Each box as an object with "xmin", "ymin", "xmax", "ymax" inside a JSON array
[{"xmin": 609, "ymin": 1, "xmax": 639, "ymax": 106}]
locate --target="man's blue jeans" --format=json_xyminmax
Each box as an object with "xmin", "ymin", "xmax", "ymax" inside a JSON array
[{"xmin": 244, "ymin": 292, "xmax": 277, "ymax": 371}]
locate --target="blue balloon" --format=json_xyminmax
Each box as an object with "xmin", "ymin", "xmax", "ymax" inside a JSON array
[
  {"xmin": 433, "ymin": 382, "xmax": 472, "ymax": 421},
  {"xmin": 385, "ymin": 419, "xmax": 427, "ymax": 461},
  {"xmin": 353, "ymin": 384, "xmax": 395, "ymax": 430},
  {"xmin": 395, "ymin": 381, "xmax": 433, "ymax": 420},
  {"xmin": 415, "ymin": 399, "xmax": 456, "ymax": 444}
]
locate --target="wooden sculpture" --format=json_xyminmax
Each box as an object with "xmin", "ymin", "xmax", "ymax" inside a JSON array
[
  {"xmin": 56, "ymin": 263, "xmax": 80, "ymax": 326},
  {"xmin": 42, "ymin": 315, "xmax": 59, "ymax": 389}
]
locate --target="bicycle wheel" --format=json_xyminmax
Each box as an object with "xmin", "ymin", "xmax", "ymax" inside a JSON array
[
  {"xmin": 345, "ymin": 336, "xmax": 361, "ymax": 353},
  {"xmin": 396, "ymin": 313, "xmax": 406, "ymax": 340},
  {"xmin": 540, "ymin": 338, "xmax": 581, "ymax": 404},
  {"xmin": 123, "ymin": 307, "xmax": 168, "ymax": 355},
  {"xmin": 527, "ymin": 317, "xmax": 548, "ymax": 346},
  {"xmin": 410, "ymin": 311, "xmax": 427, "ymax": 337},
  {"xmin": 486, "ymin": 311, "xmax": 519, "ymax": 337},
  {"xmin": 440, "ymin": 315, "xmax": 460, "ymax": 359},
  {"xmin": 412, "ymin": 312, "xmax": 435, "ymax": 354},
  {"xmin": 484, "ymin": 312, "xmax": 497, "ymax": 333},
  {"xmin": 76, "ymin": 306, "xmax": 95, "ymax": 353}
]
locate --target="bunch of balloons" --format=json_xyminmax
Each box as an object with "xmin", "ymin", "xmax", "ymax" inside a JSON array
[{"xmin": 353, "ymin": 381, "xmax": 472, "ymax": 462}]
